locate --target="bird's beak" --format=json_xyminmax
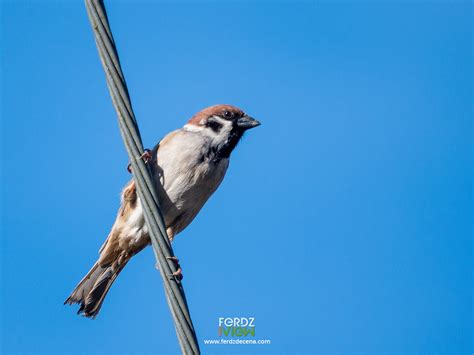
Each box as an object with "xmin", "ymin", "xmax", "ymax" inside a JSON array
[{"xmin": 236, "ymin": 115, "xmax": 261, "ymax": 130}]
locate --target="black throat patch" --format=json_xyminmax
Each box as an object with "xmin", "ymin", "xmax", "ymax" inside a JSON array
[{"xmin": 212, "ymin": 128, "xmax": 244, "ymax": 163}]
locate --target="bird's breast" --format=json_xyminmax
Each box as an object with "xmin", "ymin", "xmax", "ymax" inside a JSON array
[{"xmin": 152, "ymin": 129, "xmax": 229, "ymax": 234}]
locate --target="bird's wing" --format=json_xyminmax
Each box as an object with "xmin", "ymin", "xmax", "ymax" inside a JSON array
[{"xmin": 98, "ymin": 179, "xmax": 139, "ymax": 266}]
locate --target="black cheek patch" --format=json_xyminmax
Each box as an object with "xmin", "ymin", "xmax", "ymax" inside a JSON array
[{"xmin": 206, "ymin": 120, "xmax": 223, "ymax": 133}]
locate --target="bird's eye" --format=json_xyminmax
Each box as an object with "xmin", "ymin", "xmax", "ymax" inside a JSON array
[{"xmin": 223, "ymin": 110, "xmax": 233, "ymax": 119}]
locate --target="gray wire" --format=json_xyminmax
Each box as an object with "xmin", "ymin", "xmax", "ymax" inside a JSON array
[{"xmin": 84, "ymin": 1, "xmax": 200, "ymax": 353}]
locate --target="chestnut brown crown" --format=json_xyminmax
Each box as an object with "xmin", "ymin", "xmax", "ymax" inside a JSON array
[
  {"xmin": 187, "ymin": 104, "xmax": 245, "ymax": 125},
  {"xmin": 187, "ymin": 104, "xmax": 260, "ymax": 132}
]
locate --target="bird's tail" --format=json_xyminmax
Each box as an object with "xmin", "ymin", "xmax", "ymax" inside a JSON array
[{"xmin": 64, "ymin": 253, "xmax": 130, "ymax": 318}]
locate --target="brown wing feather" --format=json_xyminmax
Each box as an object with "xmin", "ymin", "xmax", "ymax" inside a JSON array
[
  {"xmin": 98, "ymin": 180, "xmax": 137, "ymax": 266},
  {"xmin": 65, "ymin": 179, "xmax": 144, "ymax": 318}
]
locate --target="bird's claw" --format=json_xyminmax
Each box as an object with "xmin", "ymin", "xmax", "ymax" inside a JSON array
[
  {"xmin": 168, "ymin": 268, "xmax": 183, "ymax": 282},
  {"xmin": 166, "ymin": 256, "xmax": 183, "ymax": 282},
  {"xmin": 155, "ymin": 257, "xmax": 184, "ymax": 282},
  {"xmin": 127, "ymin": 149, "xmax": 152, "ymax": 173}
]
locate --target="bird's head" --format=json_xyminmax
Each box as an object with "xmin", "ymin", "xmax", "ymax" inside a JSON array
[{"xmin": 184, "ymin": 104, "xmax": 261, "ymax": 159}]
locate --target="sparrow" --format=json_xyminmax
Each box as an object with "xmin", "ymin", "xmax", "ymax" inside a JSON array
[{"xmin": 65, "ymin": 104, "xmax": 260, "ymax": 318}]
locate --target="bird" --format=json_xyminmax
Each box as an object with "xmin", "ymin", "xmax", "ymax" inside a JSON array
[{"xmin": 64, "ymin": 104, "xmax": 260, "ymax": 318}]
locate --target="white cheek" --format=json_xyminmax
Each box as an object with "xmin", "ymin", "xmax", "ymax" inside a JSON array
[
  {"xmin": 212, "ymin": 117, "xmax": 233, "ymax": 142},
  {"xmin": 184, "ymin": 117, "xmax": 233, "ymax": 144}
]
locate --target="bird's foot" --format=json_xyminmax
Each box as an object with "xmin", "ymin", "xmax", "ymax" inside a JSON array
[
  {"xmin": 127, "ymin": 149, "xmax": 152, "ymax": 173},
  {"xmin": 166, "ymin": 256, "xmax": 183, "ymax": 282}
]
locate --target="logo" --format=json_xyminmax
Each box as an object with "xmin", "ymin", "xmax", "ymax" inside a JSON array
[{"xmin": 218, "ymin": 317, "xmax": 255, "ymax": 337}]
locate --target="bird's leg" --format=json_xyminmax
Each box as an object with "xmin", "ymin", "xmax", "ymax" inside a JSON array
[
  {"xmin": 155, "ymin": 256, "xmax": 183, "ymax": 282},
  {"xmin": 166, "ymin": 256, "xmax": 183, "ymax": 282},
  {"xmin": 127, "ymin": 149, "xmax": 152, "ymax": 173}
]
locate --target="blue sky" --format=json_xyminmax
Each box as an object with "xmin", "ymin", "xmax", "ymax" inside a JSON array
[{"xmin": 1, "ymin": 1, "xmax": 471, "ymax": 354}]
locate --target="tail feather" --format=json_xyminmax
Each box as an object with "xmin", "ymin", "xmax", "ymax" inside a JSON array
[{"xmin": 64, "ymin": 254, "xmax": 130, "ymax": 318}]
